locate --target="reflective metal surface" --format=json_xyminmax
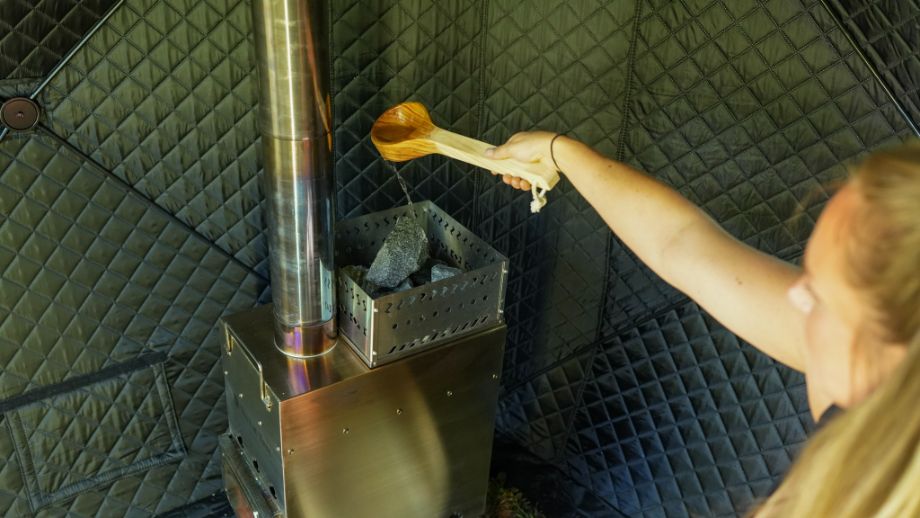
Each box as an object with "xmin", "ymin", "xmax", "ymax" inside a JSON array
[
  {"xmin": 221, "ymin": 304, "xmax": 506, "ymax": 518},
  {"xmin": 223, "ymin": 314, "xmax": 285, "ymax": 508},
  {"xmin": 224, "ymin": 305, "xmax": 366, "ymax": 402},
  {"xmin": 336, "ymin": 201, "xmax": 508, "ymax": 368},
  {"xmin": 220, "ymin": 434, "xmax": 282, "ymax": 518},
  {"xmin": 251, "ymin": 0, "xmax": 331, "ymax": 139},
  {"xmin": 252, "ymin": 0, "xmax": 336, "ymax": 357}
]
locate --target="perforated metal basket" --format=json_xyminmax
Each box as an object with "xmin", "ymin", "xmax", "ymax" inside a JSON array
[{"xmin": 335, "ymin": 201, "xmax": 508, "ymax": 368}]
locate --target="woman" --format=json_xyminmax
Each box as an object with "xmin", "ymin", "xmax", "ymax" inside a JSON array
[{"xmin": 485, "ymin": 134, "xmax": 919, "ymax": 517}]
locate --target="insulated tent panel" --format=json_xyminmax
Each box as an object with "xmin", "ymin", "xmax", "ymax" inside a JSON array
[{"xmin": 0, "ymin": 0, "xmax": 917, "ymax": 517}]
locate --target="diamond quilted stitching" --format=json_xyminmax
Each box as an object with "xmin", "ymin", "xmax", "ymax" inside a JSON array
[
  {"xmin": 0, "ymin": 132, "xmax": 262, "ymax": 516},
  {"xmin": 564, "ymin": 302, "xmax": 812, "ymax": 517},
  {"xmin": 602, "ymin": 237, "xmax": 688, "ymax": 333},
  {"xmin": 829, "ymin": 0, "xmax": 920, "ymax": 129},
  {"xmin": 496, "ymin": 347, "xmax": 595, "ymax": 462},
  {"xmin": 6, "ymin": 359, "xmax": 183, "ymax": 510},
  {"xmin": 629, "ymin": 0, "xmax": 910, "ymax": 255},
  {"xmin": 39, "ymin": 0, "xmax": 269, "ymax": 278},
  {"xmin": 0, "ymin": 0, "xmax": 117, "ymax": 81},
  {"xmin": 332, "ymin": 0, "xmax": 482, "ymax": 223},
  {"xmin": 601, "ymin": 0, "xmax": 914, "ymax": 337},
  {"xmin": 475, "ymin": 0, "xmax": 640, "ymax": 384}
]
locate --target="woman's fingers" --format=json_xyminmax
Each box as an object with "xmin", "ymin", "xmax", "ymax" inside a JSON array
[
  {"xmin": 499, "ymin": 175, "xmax": 530, "ymax": 191},
  {"xmin": 509, "ymin": 177, "xmax": 532, "ymax": 190}
]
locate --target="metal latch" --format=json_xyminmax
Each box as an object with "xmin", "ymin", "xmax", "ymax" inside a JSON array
[{"xmin": 225, "ymin": 328, "xmax": 274, "ymax": 412}]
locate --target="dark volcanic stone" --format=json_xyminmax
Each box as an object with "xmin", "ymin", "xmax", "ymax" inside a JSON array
[
  {"xmin": 366, "ymin": 215, "xmax": 429, "ymax": 288},
  {"xmin": 431, "ymin": 263, "xmax": 463, "ymax": 282}
]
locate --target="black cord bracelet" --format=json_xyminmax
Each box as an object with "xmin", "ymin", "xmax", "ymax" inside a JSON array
[{"xmin": 550, "ymin": 133, "xmax": 564, "ymax": 173}]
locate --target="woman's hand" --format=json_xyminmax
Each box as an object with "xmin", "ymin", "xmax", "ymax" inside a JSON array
[{"xmin": 484, "ymin": 131, "xmax": 559, "ymax": 191}]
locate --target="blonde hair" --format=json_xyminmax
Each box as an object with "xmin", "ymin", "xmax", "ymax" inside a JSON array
[{"xmin": 757, "ymin": 143, "xmax": 920, "ymax": 518}]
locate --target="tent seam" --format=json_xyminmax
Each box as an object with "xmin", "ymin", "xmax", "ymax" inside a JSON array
[
  {"xmin": 37, "ymin": 126, "xmax": 269, "ymax": 283},
  {"xmin": 593, "ymin": 0, "xmax": 645, "ymax": 352},
  {"xmin": 29, "ymin": 0, "xmax": 128, "ymax": 103},
  {"xmin": 816, "ymin": 0, "xmax": 920, "ymax": 137},
  {"xmin": 471, "ymin": 0, "xmax": 490, "ymax": 229}
]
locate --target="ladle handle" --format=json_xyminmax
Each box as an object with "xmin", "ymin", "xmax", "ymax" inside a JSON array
[{"xmin": 428, "ymin": 127, "xmax": 560, "ymax": 213}]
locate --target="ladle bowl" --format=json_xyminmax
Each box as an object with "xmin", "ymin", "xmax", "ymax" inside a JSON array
[{"xmin": 371, "ymin": 102, "xmax": 560, "ymax": 212}]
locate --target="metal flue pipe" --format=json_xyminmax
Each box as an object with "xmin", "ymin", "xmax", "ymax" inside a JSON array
[{"xmin": 252, "ymin": 0, "xmax": 336, "ymax": 357}]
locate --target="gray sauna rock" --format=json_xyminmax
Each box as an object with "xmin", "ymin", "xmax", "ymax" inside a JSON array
[
  {"xmin": 431, "ymin": 263, "xmax": 463, "ymax": 282},
  {"xmin": 366, "ymin": 215, "xmax": 429, "ymax": 289},
  {"xmin": 393, "ymin": 278, "xmax": 414, "ymax": 292}
]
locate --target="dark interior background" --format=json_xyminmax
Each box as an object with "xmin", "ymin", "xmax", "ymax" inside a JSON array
[{"xmin": 1, "ymin": 0, "xmax": 917, "ymax": 516}]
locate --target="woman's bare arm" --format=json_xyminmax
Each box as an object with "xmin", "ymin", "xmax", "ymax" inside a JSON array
[{"xmin": 488, "ymin": 133, "xmax": 808, "ymax": 371}]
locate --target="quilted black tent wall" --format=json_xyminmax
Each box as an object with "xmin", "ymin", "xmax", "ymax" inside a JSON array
[{"xmin": 0, "ymin": 0, "xmax": 916, "ymax": 517}]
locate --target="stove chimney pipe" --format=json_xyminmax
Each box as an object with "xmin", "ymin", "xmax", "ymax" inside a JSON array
[{"xmin": 252, "ymin": 0, "xmax": 336, "ymax": 357}]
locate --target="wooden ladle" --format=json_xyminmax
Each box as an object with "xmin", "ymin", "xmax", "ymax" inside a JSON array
[{"xmin": 371, "ymin": 102, "xmax": 560, "ymax": 213}]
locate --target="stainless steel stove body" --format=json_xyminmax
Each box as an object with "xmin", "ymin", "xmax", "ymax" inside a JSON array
[{"xmin": 220, "ymin": 306, "xmax": 505, "ymax": 517}]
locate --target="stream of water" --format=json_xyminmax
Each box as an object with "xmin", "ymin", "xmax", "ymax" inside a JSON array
[{"xmin": 385, "ymin": 161, "xmax": 413, "ymax": 206}]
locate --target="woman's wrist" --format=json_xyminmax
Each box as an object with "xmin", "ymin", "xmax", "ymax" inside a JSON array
[
  {"xmin": 549, "ymin": 135, "xmax": 583, "ymax": 178},
  {"xmin": 549, "ymin": 133, "xmax": 566, "ymax": 173}
]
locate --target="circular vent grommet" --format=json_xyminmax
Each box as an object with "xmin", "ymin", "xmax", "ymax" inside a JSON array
[{"xmin": 1, "ymin": 97, "xmax": 41, "ymax": 132}]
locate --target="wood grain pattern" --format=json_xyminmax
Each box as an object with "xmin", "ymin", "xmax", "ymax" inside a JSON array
[
  {"xmin": 371, "ymin": 102, "xmax": 560, "ymax": 212},
  {"xmin": 371, "ymin": 102, "xmax": 438, "ymax": 161}
]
